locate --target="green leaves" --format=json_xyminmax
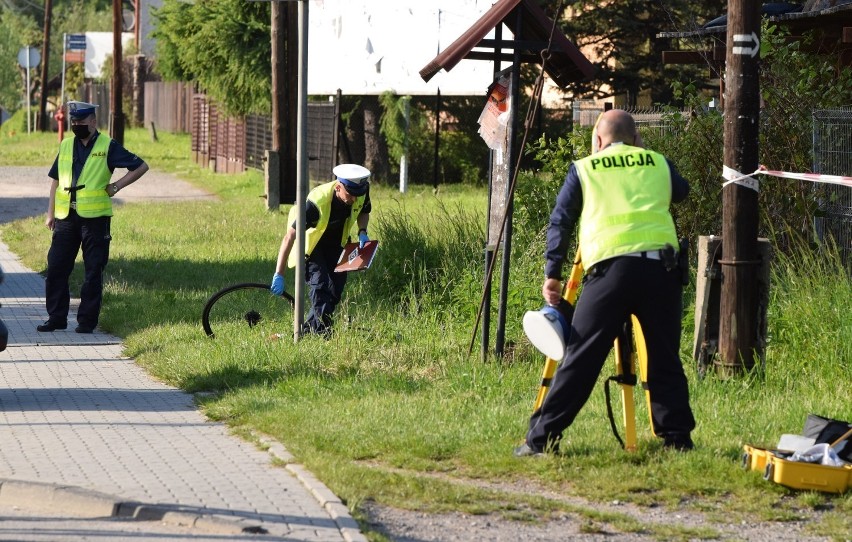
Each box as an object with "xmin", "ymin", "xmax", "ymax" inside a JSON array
[{"xmin": 152, "ymin": 0, "xmax": 271, "ymax": 116}]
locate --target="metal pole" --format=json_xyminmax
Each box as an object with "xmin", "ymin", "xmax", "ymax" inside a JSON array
[
  {"xmin": 294, "ymin": 0, "xmax": 309, "ymax": 342},
  {"xmin": 433, "ymin": 88, "xmax": 441, "ymax": 189},
  {"xmin": 60, "ymin": 33, "xmax": 66, "ymax": 110},
  {"xmin": 26, "ymin": 59, "xmax": 32, "ymax": 134},
  {"xmin": 494, "ymin": 11, "xmax": 523, "ymax": 357},
  {"xmin": 399, "ymin": 96, "xmax": 410, "ymax": 193},
  {"xmin": 719, "ymin": 0, "xmax": 761, "ymax": 375}
]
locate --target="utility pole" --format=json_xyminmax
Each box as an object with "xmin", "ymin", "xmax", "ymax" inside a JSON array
[
  {"xmin": 38, "ymin": 0, "xmax": 52, "ymax": 132},
  {"xmin": 719, "ymin": 0, "xmax": 761, "ymax": 375},
  {"xmin": 269, "ymin": 1, "xmax": 285, "ymax": 210},
  {"xmin": 111, "ymin": 0, "xmax": 124, "ymax": 145}
]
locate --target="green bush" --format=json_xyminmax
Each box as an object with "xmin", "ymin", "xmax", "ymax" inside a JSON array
[{"xmin": 1, "ymin": 107, "xmax": 33, "ymax": 138}]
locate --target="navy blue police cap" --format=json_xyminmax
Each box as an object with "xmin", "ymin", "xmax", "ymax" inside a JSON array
[{"xmin": 67, "ymin": 101, "xmax": 99, "ymax": 120}]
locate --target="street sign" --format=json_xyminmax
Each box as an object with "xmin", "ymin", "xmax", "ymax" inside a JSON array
[
  {"xmin": 732, "ymin": 32, "xmax": 760, "ymax": 58},
  {"xmin": 66, "ymin": 34, "xmax": 86, "ymax": 50},
  {"xmin": 17, "ymin": 46, "xmax": 41, "ymax": 69}
]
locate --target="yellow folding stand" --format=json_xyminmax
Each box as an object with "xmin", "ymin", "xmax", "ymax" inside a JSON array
[
  {"xmin": 532, "ymin": 252, "xmax": 584, "ymax": 412},
  {"xmin": 531, "ymin": 250, "xmax": 654, "ymax": 452}
]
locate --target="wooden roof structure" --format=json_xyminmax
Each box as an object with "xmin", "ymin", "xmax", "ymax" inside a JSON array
[
  {"xmin": 659, "ymin": 1, "xmax": 852, "ymax": 68},
  {"xmin": 418, "ymin": 0, "xmax": 595, "ymax": 89}
]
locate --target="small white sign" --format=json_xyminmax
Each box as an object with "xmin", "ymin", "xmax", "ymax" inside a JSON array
[{"xmin": 732, "ymin": 32, "xmax": 759, "ymax": 58}]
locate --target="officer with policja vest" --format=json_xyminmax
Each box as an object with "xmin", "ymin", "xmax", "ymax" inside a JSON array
[
  {"xmin": 38, "ymin": 101, "xmax": 149, "ymax": 334},
  {"xmin": 516, "ymin": 109, "xmax": 696, "ymax": 456}
]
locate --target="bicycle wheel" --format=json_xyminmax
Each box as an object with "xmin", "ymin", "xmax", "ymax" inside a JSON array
[{"xmin": 202, "ymin": 282, "xmax": 294, "ymax": 338}]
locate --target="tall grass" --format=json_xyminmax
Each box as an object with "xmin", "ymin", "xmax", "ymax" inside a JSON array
[{"xmin": 1, "ymin": 130, "xmax": 850, "ymax": 540}]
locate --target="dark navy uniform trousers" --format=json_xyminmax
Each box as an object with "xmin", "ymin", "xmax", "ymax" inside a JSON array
[
  {"xmin": 303, "ymin": 246, "xmax": 347, "ymax": 335},
  {"xmin": 526, "ymin": 255, "xmax": 695, "ymax": 451},
  {"xmin": 45, "ymin": 210, "xmax": 111, "ymax": 328}
]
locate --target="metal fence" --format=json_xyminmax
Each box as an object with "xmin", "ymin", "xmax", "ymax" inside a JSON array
[
  {"xmin": 189, "ymin": 92, "xmax": 338, "ymax": 179},
  {"xmin": 813, "ymin": 106, "xmax": 852, "ymax": 268}
]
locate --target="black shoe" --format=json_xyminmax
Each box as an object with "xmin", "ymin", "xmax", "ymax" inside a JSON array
[
  {"xmin": 75, "ymin": 325, "xmax": 95, "ymax": 334},
  {"xmin": 37, "ymin": 320, "xmax": 67, "ymax": 332},
  {"xmin": 663, "ymin": 434, "xmax": 694, "ymax": 451},
  {"xmin": 513, "ymin": 442, "xmax": 545, "ymax": 457}
]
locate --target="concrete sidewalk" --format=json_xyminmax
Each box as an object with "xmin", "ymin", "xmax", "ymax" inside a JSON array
[{"xmin": 0, "ymin": 240, "xmax": 366, "ymax": 541}]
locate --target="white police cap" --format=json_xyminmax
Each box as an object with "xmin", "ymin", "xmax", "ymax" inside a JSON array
[
  {"xmin": 67, "ymin": 101, "xmax": 99, "ymax": 119},
  {"xmin": 523, "ymin": 305, "xmax": 572, "ymax": 361},
  {"xmin": 333, "ymin": 163, "xmax": 371, "ymax": 195}
]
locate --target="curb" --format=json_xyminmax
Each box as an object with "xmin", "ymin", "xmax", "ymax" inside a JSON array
[
  {"xmin": 0, "ymin": 478, "xmax": 271, "ymax": 535},
  {"xmin": 0, "ymin": 433, "xmax": 368, "ymax": 542},
  {"xmin": 261, "ymin": 433, "xmax": 368, "ymax": 542}
]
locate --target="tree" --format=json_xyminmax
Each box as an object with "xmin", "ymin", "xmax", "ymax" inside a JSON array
[
  {"xmin": 0, "ymin": 10, "xmax": 39, "ymax": 113},
  {"xmin": 152, "ymin": 0, "xmax": 271, "ymax": 116},
  {"xmin": 559, "ymin": 0, "xmax": 726, "ymax": 104}
]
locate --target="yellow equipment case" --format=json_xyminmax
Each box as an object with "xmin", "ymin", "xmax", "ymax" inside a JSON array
[{"xmin": 742, "ymin": 444, "xmax": 852, "ymax": 494}]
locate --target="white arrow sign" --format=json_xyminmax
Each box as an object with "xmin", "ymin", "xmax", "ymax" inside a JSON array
[{"xmin": 732, "ymin": 32, "xmax": 759, "ymax": 58}]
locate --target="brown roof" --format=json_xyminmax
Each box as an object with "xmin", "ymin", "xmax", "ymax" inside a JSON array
[
  {"xmin": 419, "ymin": 0, "xmax": 595, "ymax": 89},
  {"xmin": 658, "ymin": 1, "xmax": 852, "ymax": 39}
]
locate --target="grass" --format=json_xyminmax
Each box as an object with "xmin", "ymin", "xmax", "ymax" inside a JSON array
[{"xmin": 1, "ymin": 129, "xmax": 850, "ymax": 541}]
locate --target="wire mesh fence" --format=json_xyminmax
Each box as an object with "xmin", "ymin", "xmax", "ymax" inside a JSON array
[{"xmin": 813, "ymin": 106, "xmax": 852, "ymax": 269}]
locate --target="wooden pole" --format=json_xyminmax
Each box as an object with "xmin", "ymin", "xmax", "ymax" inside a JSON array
[
  {"xmin": 269, "ymin": 1, "xmax": 285, "ymax": 210},
  {"xmin": 111, "ymin": 0, "xmax": 124, "ymax": 145},
  {"xmin": 38, "ymin": 0, "xmax": 52, "ymax": 132},
  {"xmin": 719, "ymin": 0, "xmax": 761, "ymax": 375}
]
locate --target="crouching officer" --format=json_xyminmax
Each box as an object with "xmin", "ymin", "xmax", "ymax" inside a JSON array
[
  {"xmin": 38, "ymin": 101, "xmax": 149, "ymax": 334},
  {"xmin": 515, "ymin": 109, "xmax": 696, "ymax": 456},
  {"xmin": 271, "ymin": 164, "xmax": 372, "ymax": 337}
]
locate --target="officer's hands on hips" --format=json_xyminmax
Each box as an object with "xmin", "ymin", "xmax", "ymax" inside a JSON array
[
  {"xmin": 107, "ymin": 183, "xmax": 119, "ymax": 197},
  {"xmin": 270, "ymin": 273, "xmax": 285, "ymax": 295},
  {"xmin": 542, "ymin": 278, "xmax": 562, "ymax": 306},
  {"xmin": 358, "ymin": 229, "xmax": 369, "ymax": 249}
]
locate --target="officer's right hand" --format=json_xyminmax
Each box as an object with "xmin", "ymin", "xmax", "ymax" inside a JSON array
[
  {"xmin": 270, "ymin": 273, "xmax": 285, "ymax": 295},
  {"xmin": 542, "ymin": 278, "xmax": 562, "ymax": 306}
]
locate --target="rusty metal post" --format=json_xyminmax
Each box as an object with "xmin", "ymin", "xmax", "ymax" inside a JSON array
[{"xmin": 719, "ymin": 0, "xmax": 762, "ymax": 375}]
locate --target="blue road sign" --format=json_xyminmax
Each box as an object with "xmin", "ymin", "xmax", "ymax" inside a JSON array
[{"xmin": 66, "ymin": 34, "xmax": 86, "ymax": 50}]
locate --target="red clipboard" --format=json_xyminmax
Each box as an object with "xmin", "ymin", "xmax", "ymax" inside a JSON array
[{"xmin": 335, "ymin": 240, "xmax": 379, "ymax": 272}]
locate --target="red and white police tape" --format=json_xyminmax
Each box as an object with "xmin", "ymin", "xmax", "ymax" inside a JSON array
[{"xmin": 723, "ymin": 165, "xmax": 852, "ymax": 191}]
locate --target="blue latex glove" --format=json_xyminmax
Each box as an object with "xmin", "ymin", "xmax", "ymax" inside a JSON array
[
  {"xmin": 270, "ymin": 273, "xmax": 285, "ymax": 295},
  {"xmin": 358, "ymin": 229, "xmax": 369, "ymax": 249}
]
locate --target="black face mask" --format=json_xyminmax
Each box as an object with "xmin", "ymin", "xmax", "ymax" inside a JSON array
[{"xmin": 71, "ymin": 124, "xmax": 91, "ymax": 139}]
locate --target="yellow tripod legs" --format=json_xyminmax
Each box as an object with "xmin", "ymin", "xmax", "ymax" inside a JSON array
[
  {"xmin": 531, "ymin": 251, "xmax": 654, "ymax": 451},
  {"xmin": 532, "ymin": 252, "xmax": 584, "ymax": 412}
]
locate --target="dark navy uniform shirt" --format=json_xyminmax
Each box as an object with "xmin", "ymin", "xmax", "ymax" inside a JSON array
[
  {"xmin": 48, "ymin": 131, "xmax": 145, "ymax": 183},
  {"xmin": 544, "ymin": 155, "xmax": 689, "ymax": 280}
]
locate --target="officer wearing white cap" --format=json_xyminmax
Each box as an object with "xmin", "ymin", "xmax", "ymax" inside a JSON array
[
  {"xmin": 515, "ymin": 109, "xmax": 695, "ymax": 456},
  {"xmin": 271, "ymin": 163, "xmax": 372, "ymax": 336},
  {"xmin": 38, "ymin": 100, "xmax": 149, "ymax": 334}
]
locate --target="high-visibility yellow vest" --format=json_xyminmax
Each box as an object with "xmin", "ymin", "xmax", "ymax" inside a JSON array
[
  {"xmin": 286, "ymin": 181, "xmax": 366, "ymax": 268},
  {"xmin": 55, "ymin": 135, "xmax": 113, "ymax": 219},
  {"xmin": 574, "ymin": 144, "xmax": 678, "ymax": 268}
]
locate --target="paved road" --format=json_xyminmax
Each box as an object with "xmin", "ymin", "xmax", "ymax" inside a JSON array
[{"xmin": 0, "ymin": 168, "xmax": 365, "ymax": 541}]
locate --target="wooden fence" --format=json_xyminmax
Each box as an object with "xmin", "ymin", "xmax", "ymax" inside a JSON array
[{"xmin": 144, "ymin": 81, "xmax": 194, "ymax": 133}]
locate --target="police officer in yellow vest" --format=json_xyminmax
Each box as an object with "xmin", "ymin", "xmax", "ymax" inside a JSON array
[
  {"xmin": 270, "ymin": 164, "xmax": 371, "ymax": 336},
  {"xmin": 38, "ymin": 101, "xmax": 149, "ymax": 334},
  {"xmin": 515, "ymin": 110, "xmax": 696, "ymax": 456}
]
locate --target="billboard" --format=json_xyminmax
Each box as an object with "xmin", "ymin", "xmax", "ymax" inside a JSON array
[{"xmin": 308, "ymin": 0, "xmax": 497, "ymax": 96}]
